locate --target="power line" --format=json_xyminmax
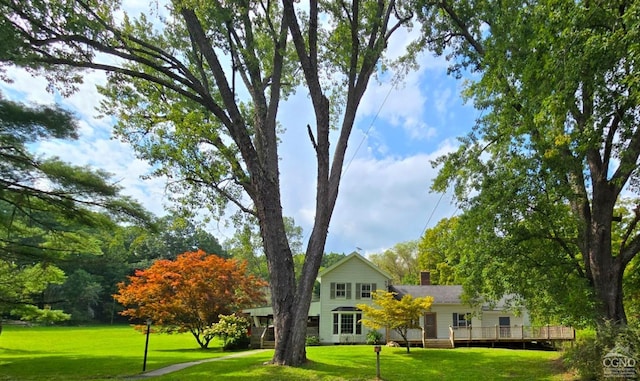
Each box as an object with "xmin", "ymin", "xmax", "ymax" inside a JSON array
[
  {"xmin": 421, "ymin": 190, "xmax": 446, "ymax": 237},
  {"xmin": 342, "ymin": 84, "xmax": 395, "ymax": 176}
]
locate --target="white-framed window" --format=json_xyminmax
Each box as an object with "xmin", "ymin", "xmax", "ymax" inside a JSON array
[
  {"xmin": 452, "ymin": 312, "xmax": 470, "ymax": 328},
  {"xmin": 355, "ymin": 283, "xmax": 377, "ymax": 299},
  {"xmin": 330, "ymin": 282, "xmax": 352, "ymax": 299},
  {"xmin": 333, "ymin": 311, "xmax": 362, "ymax": 335}
]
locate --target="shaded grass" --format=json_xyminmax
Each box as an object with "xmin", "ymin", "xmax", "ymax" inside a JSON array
[
  {"xmin": 0, "ymin": 325, "xmax": 226, "ymax": 380},
  {"xmin": 154, "ymin": 345, "xmax": 572, "ymax": 381}
]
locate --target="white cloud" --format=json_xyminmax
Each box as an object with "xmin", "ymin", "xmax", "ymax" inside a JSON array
[
  {"xmin": 35, "ymin": 129, "xmax": 168, "ymax": 217},
  {"xmin": 326, "ymin": 143, "xmax": 459, "ymax": 254},
  {"xmin": 1, "ymin": 67, "xmax": 55, "ymax": 104}
]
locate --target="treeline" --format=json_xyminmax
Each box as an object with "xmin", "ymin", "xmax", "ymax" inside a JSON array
[{"xmin": 46, "ymin": 216, "xmax": 230, "ymax": 324}]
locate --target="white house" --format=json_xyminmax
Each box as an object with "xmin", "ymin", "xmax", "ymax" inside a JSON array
[
  {"xmin": 245, "ymin": 252, "xmax": 574, "ymax": 348},
  {"xmin": 317, "ymin": 251, "xmax": 394, "ymax": 344}
]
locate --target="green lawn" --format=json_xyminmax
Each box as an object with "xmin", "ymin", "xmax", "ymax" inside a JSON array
[
  {"xmin": 0, "ymin": 325, "xmax": 573, "ymax": 380},
  {"xmin": 152, "ymin": 346, "xmax": 571, "ymax": 381},
  {"xmin": 0, "ymin": 325, "xmax": 228, "ymax": 380}
]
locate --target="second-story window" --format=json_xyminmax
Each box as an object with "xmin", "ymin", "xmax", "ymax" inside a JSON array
[
  {"xmin": 360, "ymin": 284, "xmax": 371, "ymax": 298},
  {"xmin": 330, "ymin": 282, "xmax": 351, "ymax": 299},
  {"xmin": 355, "ymin": 283, "xmax": 377, "ymax": 299}
]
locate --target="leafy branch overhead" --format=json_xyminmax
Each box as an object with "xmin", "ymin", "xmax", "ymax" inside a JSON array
[{"xmin": 0, "ymin": 95, "xmax": 151, "ymax": 263}]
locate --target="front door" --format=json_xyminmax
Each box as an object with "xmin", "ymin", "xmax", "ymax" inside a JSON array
[
  {"xmin": 424, "ymin": 313, "xmax": 437, "ymax": 339},
  {"xmin": 499, "ymin": 316, "xmax": 511, "ymax": 338}
]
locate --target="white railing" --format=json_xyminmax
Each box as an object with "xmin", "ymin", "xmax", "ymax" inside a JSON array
[
  {"xmin": 391, "ymin": 325, "xmax": 574, "ymax": 344},
  {"xmin": 387, "ymin": 329, "xmax": 423, "ymax": 343},
  {"xmin": 449, "ymin": 325, "xmax": 574, "ymax": 341}
]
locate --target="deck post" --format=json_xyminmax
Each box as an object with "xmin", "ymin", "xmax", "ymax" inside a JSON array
[
  {"xmin": 547, "ymin": 324, "xmax": 550, "ymax": 340},
  {"xmin": 260, "ymin": 326, "xmax": 267, "ymax": 349},
  {"xmin": 495, "ymin": 325, "xmax": 499, "ymax": 341},
  {"xmin": 449, "ymin": 326, "xmax": 455, "ymax": 348}
]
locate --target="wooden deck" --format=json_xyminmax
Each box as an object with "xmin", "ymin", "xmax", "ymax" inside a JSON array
[
  {"xmin": 251, "ymin": 325, "xmax": 575, "ymax": 349},
  {"xmin": 389, "ymin": 325, "xmax": 575, "ymax": 349}
]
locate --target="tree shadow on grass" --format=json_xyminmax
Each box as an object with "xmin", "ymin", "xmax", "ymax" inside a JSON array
[
  {"xmin": 0, "ymin": 354, "xmax": 143, "ymax": 381},
  {"xmin": 176, "ymin": 347, "xmax": 566, "ymax": 381},
  {"xmin": 154, "ymin": 347, "xmax": 222, "ymax": 354},
  {"xmin": 0, "ymin": 347, "xmax": 52, "ymax": 355}
]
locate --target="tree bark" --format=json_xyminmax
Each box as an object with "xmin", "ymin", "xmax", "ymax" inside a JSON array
[
  {"xmin": 587, "ymin": 179, "xmax": 627, "ymax": 325},
  {"xmin": 270, "ymin": 0, "xmax": 402, "ymax": 365}
]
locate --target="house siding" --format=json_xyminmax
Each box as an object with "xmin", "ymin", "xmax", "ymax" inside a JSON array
[
  {"xmin": 426, "ymin": 305, "xmax": 476, "ymax": 339},
  {"xmin": 319, "ymin": 256, "xmax": 390, "ymax": 344},
  {"xmin": 481, "ymin": 310, "xmax": 530, "ymax": 327}
]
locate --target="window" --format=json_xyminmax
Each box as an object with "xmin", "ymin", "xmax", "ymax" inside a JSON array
[
  {"xmin": 330, "ymin": 282, "xmax": 352, "ymax": 299},
  {"xmin": 332, "ymin": 312, "xmax": 363, "ymax": 335},
  {"xmin": 341, "ymin": 314, "xmax": 354, "ymax": 333},
  {"xmin": 355, "ymin": 283, "xmax": 376, "ymax": 299},
  {"xmin": 453, "ymin": 312, "xmax": 470, "ymax": 328},
  {"xmin": 361, "ymin": 284, "xmax": 371, "ymax": 298}
]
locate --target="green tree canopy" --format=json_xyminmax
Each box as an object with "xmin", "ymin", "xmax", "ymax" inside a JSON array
[
  {"xmin": 417, "ymin": 217, "xmax": 462, "ymax": 286},
  {"xmin": 369, "ymin": 241, "xmax": 420, "ymax": 285},
  {"xmin": 0, "ymin": 95, "xmax": 150, "ymax": 262},
  {"xmin": 419, "ymin": 0, "xmax": 640, "ymax": 327}
]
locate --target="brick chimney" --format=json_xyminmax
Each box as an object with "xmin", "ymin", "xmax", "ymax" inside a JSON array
[{"xmin": 420, "ymin": 271, "xmax": 431, "ymax": 286}]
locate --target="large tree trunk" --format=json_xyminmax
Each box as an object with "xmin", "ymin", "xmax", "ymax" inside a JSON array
[
  {"xmin": 253, "ymin": 175, "xmax": 298, "ymax": 364},
  {"xmin": 584, "ymin": 177, "xmax": 628, "ymax": 325}
]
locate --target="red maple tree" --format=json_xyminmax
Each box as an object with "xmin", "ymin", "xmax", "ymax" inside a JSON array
[{"xmin": 115, "ymin": 250, "xmax": 266, "ymax": 348}]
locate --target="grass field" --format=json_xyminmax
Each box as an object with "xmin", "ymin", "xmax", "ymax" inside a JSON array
[
  {"xmin": 0, "ymin": 325, "xmax": 227, "ymax": 380},
  {"xmin": 0, "ymin": 325, "xmax": 574, "ymax": 380},
  {"xmin": 151, "ymin": 346, "xmax": 572, "ymax": 381}
]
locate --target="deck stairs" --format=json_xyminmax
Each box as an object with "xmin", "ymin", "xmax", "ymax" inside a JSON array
[{"xmin": 423, "ymin": 339, "xmax": 454, "ymax": 349}]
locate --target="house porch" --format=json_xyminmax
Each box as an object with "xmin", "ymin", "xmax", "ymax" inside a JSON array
[{"xmin": 387, "ymin": 325, "xmax": 575, "ymax": 349}]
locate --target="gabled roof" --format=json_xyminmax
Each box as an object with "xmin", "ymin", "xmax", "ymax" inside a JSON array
[
  {"xmin": 318, "ymin": 252, "xmax": 393, "ymax": 281},
  {"xmin": 391, "ymin": 285, "xmax": 463, "ymax": 304}
]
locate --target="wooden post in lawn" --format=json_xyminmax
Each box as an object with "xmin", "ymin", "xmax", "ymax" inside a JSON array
[
  {"xmin": 374, "ymin": 345, "xmax": 381, "ymax": 379},
  {"xmin": 143, "ymin": 319, "xmax": 152, "ymax": 372}
]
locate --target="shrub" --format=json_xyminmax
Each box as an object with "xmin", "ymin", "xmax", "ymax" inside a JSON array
[
  {"xmin": 366, "ymin": 330, "xmax": 383, "ymax": 345},
  {"xmin": 306, "ymin": 335, "xmax": 321, "ymax": 346},
  {"xmin": 223, "ymin": 333, "xmax": 250, "ymax": 350},
  {"xmin": 564, "ymin": 322, "xmax": 640, "ymax": 380},
  {"xmin": 205, "ymin": 314, "xmax": 251, "ymax": 351}
]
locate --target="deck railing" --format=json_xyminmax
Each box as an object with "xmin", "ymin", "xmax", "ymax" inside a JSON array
[
  {"xmin": 448, "ymin": 325, "xmax": 575, "ymax": 342},
  {"xmin": 378, "ymin": 325, "xmax": 575, "ymax": 347}
]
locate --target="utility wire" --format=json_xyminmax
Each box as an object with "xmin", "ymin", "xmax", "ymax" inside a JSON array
[
  {"xmin": 342, "ymin": 84, "xmax": 395, "ymax": 176},
  {"xmin": 421, "ymin": 190, "xmax": 446, "ymax": 237}
]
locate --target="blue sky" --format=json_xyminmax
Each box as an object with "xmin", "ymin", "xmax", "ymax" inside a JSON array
[{"xmin": 0, "ymin": 4, "xmax": 479, "ymax": 256}]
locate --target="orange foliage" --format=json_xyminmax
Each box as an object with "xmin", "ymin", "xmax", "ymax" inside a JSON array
[{"xmin": 114, "ymin": 250, "xmax": 266, "ymax": 347}]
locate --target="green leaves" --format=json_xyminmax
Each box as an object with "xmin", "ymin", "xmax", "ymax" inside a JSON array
[{"xmin": 426, "ymin": 0, "xmax": 640, "ymax": 326}]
